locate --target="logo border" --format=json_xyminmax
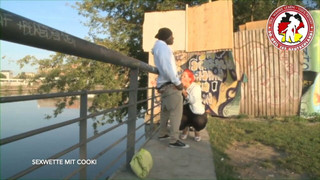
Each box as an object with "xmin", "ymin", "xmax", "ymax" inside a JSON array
[{"xmin": 267, "ymin": 5, "xmax": 315, "ymax": 51}]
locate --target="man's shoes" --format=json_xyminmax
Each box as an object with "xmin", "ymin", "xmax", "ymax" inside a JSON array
[
  {"xmin": 169, "ymin": 140, "xmax": 190, "ymax": 148},
  {"xmin": 158, "ymin": 134, "xmax": 170, "ymax": 141}
]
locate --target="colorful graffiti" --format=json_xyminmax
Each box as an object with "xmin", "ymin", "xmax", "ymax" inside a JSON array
[
  {"xmin": 148, "ymin": 50, "xmax": 241, "ymax": 117},
  {"xmin": 184, "ymin": 51, "xmax": 241, "ymax": 116},
  {"xmin": 301, "ymin": 73, "xmax": 320, "ymax": 116},
  {"xmin": 300, "ymin": 10, "xmax": 320, "ymax": 116},
  {"xmin": 303, "ymin": 11, "xmax": 320, "ymax": 72}
]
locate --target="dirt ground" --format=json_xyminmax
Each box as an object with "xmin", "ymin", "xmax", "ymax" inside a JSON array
[{"xmin": 225, "ymin": 141, "xmax": 309, "ymax": 179}]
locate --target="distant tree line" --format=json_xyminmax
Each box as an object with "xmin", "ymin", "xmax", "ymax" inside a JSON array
[{"xmin": 0, "ymin": 73, "xmax": 6, "ymax": 78}]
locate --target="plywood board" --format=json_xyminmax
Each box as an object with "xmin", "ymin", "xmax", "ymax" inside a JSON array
[
  {"xmin": 187, "ymin": 0, "xmax": 233, "ymax": 51},
  {"xmin": 245, "ymin": 20, "xmax": 268, "ymax": 31},
  {"xmin": 143, "ymin": 10, "xmax": 186, "ymax": 52}
]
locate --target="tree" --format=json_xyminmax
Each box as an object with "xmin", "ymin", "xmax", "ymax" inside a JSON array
[
  {"xmin": 233, "ymin": 0, "xmax": 319, "ymax": 31},
  {"xmin": 75, "ymin": 0, "xmax": 208, "ymax": 62},
  {"xmin": 17, "ymin": 72, "xmax": 27, "ymax": 79},
  {"xmin": 18, "ymin": 52, "xmax": 129, "ymax": 124},
  {"xmin": 0, "ymin": 73, "xmax": 6, "ymax": 78}
]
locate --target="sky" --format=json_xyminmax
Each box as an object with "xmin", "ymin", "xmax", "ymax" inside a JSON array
[{"xmin": 0, "ymin": 0, "xmax": 90, "ymax": 76}]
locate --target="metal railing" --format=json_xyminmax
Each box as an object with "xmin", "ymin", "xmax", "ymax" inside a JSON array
[{"xmin": 0, "ymin": 8, "xmax": 160, "ymax": 179}]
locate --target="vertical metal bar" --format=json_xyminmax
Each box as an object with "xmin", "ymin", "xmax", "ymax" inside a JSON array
[
  {"xmin": 150, "ymin": 87, "xmax": 155, "ymax": 132},
  {"xmin": 80, "ymin": 91, "xmax": 88, "ymax": 179},
  {"xmin": 126, "ymin": 68, "xmax": 138, "ymax": 167}
]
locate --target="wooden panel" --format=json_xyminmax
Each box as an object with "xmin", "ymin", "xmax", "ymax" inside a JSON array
[
  {"xmin": 233, "ymin": 29, "xmax": 305, "ymax": 117},
  {"xmin": 256, "ymin": 29, "xmax": 262, "ymax": 116},
  {"xmin": 279, "ymin": 50, "xmax": 287, "ymax": 116},
  {"xmin": 143, "ymin": 11, "xmax": 186, "ymax": 52},
  {"xmin": 289, "ymin": 51, "xmax": 294, "ymax": 115},
  {"xmin": 241, "ymin": 30, "xmax": 249, "ymax": 115},
  {"xmin": 253, "ymin": 30, "xmax": 259, "ymax": 116},
  {"xmin": 247, "ymin": 30, "xmax": 253, "ymax": 115},
  {"xmin": 234, "ymin": 32, "xmax": 244, "ymax": 113},
  {"xmin": 269, "ymin": 37, "xmax": 275, "ymax": 115},
  {"xmin": 294, "ymin": 51, "xmax": 302, "ymax": 114},
  {"xmin": 256, "ymin": 29, "xmax": 263, "ymax": 116},
  {"xmin": 239, "ymin": 20, "xmax": 268, "ymax": 31},
  {"xmin": 187, "ymin": 0, "xmax": 233, "ymax": 51},
  {"xmin": 260, "ymin": 29, "xmax": 266, "ymax": 116},
  {"xmin": 263, "ymin": 29, "xmax": 270, "ymax": 116},
  {"xmin": 234, "ymin": 32, "xmax": 241, "ymax": 81},
  {"xmin": 245, "ymin": 20, "xmax": 268, "ymax": 31},
  {"xmin": 275, "ymin": 48, "xmax": 281, "ymax": 116}
]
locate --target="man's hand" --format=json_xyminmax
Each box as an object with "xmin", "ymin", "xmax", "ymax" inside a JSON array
[
  {"xmin": 182, "ymin": 89, "xmax": 188, "ymax": 97},
  {"xmin": 175, "ymin": 83, "xmax": 183, "ymax": 90}
]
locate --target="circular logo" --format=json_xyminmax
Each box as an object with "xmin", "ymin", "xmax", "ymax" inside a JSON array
[{"xmin": 267, "ymin": 5, "xmax": 315, "ymax": 51}]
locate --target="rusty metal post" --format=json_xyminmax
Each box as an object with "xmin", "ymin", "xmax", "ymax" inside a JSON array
[
  {"xmin": 150, "ymin": 87, "xmax": 155, "ymax": 132},
  {"xmin": 79, "ymin": 91, "xmax": 88, "ymax": 179},
  {"xmin": 126, "ymin": 68, "xmax": 138, "ymax": 167}
]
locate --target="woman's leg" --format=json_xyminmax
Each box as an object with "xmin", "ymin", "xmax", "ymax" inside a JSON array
[
  {"xmin": 179, "ymin": 105, "xmax": 192, "ymax": 139},
  {"xmin": 191, "ymin": 113, "xmax": 208, "ymax": 131},
  {"xmin": 180, "ymin": 126, "xmax": 189, "ymax": 139},
  {"xmin": 191, "ymin": 113, "xmax": 208, "ymax": 142}
]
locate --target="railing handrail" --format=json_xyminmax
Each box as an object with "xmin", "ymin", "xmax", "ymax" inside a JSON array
[
  {"xmin": 1, "ymin": 87, "xmax": 160, "ymax": 179},
  {"xmin": 0, "ymin": 89, "xmax": 135, "ymax": 103},
  {"xmin": 0, "ymin": 8, "xmax": 158, "ymax": 74},
  {"xmin": 0, "ymin": 8, "xmax": 161, "ymax": 180}
]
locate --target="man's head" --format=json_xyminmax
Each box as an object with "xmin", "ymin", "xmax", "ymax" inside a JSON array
[{"xmin": 155, "ymin": 27, "xmax": 174, "ymax": 45}]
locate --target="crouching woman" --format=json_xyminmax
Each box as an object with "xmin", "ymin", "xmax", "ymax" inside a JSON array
[{"xmin": 180, "ymin": 69, "xmax": 208, "ymax": 142}]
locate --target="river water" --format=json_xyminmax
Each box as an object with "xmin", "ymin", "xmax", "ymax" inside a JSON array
[{"xmin": 0, "ymin": 98, "xmax": 147, "ymax": 179}]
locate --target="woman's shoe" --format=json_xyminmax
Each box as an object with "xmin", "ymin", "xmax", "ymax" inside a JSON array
[
  {"xmin": 194, "ymin": 136, "xmax": 201, "ymax": 142},
  {"xmin": 194, "ymin": 131, "xmax": 201, "ymax": 142},
  {"xmin": 180, "ymin": 133, "xmax": 187, "ymax": 140}
]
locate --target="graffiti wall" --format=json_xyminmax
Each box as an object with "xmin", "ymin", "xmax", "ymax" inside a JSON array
[
  {"xmin": 300, "ymin": 10, "xmax": 320, "ymax": 116},
  {"xmin": 148, "ymin": 51, "xmax": 241, "ymax": 117},
  {"xmin": 182, "ymin": 51, "xmax": 240, "ymax": 116}
]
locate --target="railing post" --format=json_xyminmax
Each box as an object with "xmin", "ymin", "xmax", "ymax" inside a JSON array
[
  {"xmin": 150, "ymin": 87, "xmax": 155, "ymax": 132},
  {"xmin": 79, "ymin": 91, "xmax": 88, "ymax": 179},
  {"xmin": 126, "ymin": 68, "xmax": 138, "ymax": 168}
]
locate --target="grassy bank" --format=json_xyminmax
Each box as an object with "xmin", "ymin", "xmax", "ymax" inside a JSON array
[{"xmin": 206, "ymin": 116, "xmax": 320, "ymax": 179}]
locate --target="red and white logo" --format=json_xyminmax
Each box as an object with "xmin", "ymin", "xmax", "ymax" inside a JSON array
[{"xmin": 267, "ymin": 5, "xmax": 315, "ymax": 51}]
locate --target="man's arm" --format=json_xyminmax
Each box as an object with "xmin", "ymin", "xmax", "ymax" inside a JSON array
[{"xmin": 157, "ymin": 46, "xmax": 182, "ymax": 89}]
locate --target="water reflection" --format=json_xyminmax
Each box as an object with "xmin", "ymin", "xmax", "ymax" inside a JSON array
[
  {"xmin": 36, "ymin": 98, "xmax": 92, "ymax": 109},
  {"xmin": 0, "ymin": 99, "xmax": 147, "ymax": 179}
]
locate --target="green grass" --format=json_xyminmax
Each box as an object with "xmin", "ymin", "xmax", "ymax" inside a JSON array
[{"xmin": 206, "ymin": 116, "xmax": 320, "ymax": 179}]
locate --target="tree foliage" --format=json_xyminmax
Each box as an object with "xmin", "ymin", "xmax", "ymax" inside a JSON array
[
  {"xmin": 75, "ymin": 0, "xmax": 209, "ymax": 62},
  {"xmin": 18, "ymin": 51, "xmax": 129, "ymax": 125},
  {"xmin": 233, "ymin": 0, "xmax": 319, "ymax": 31},
  {"xmin": 0, "ymin": 73, "xmax": 6, "ymax": 78},
  {"xmin": 17, "ymin": 72, "xmax": 27, "ymax": 79}
]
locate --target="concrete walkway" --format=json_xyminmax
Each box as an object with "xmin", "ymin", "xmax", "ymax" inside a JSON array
[{"xmin": 110, "ymin": 128, "xmax": 217, "ymax": 180}]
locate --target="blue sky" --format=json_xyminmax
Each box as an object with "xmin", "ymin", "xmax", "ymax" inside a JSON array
[{"xmin": 0, "ymin": 0, "xmax": 90, "ymax": 75}]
